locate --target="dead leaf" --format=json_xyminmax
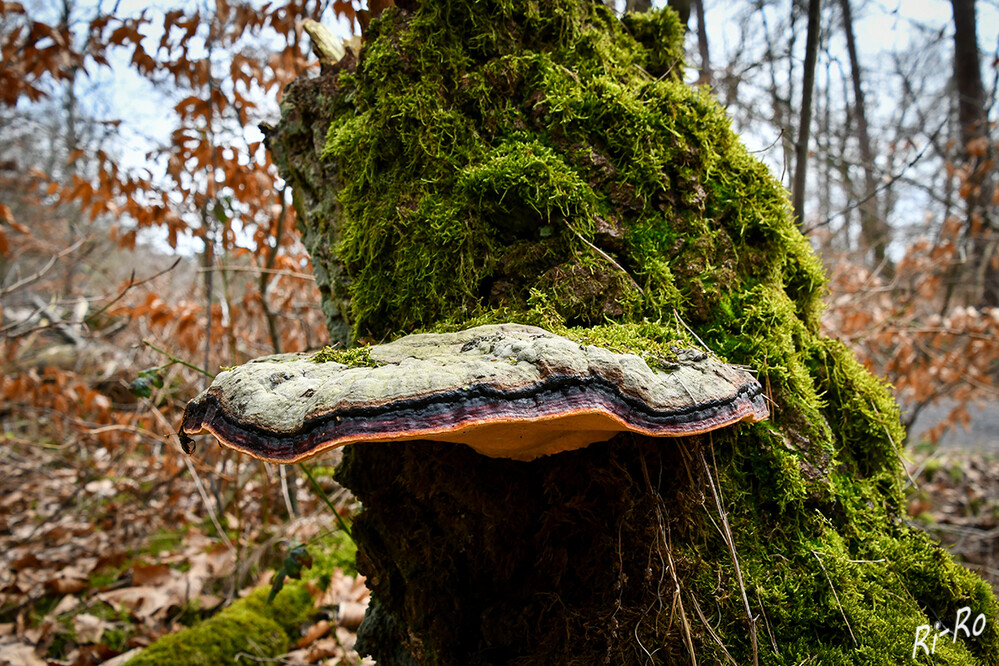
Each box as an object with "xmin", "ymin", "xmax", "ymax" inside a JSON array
[
  {"xmin": 295, "ymin": 619, "xmax": 330, "ymax": 648},
  {"xmin": 11, "ymin": 553, "xmax": 41, "ymax": 570},
  {"xmin": 0, "ymin": 639, "xmax": 47, "ymax": 666},
  {"xmin": 97, "ymin": 648, "xmax": 142, "ymax": 666},
  {"xmin": 337, "ymin": 602, "xmax": 366, "ymax": 631},
  {"xmin": 304, "ymin": 637, "xmax": 343, "ymax": 663},
  {"xmin": 131, "ymin": 563, "xmax": 172, "ymax": 587},
  {"xmin": 51, "ymin": 595, "xmax": 80, "ymax": 616},
  {"xmin": 84, "ymin": 479, "xmax": 116, "ymax": 498},
  {"xmin": 0, "ymin": 491, "xmax": 24, "ymax": 509},
  {"xmin": 335, "ymin": 626, "xmax": 356, "ymax": 651},
  {"xmin": 98, "ymin": 586, "xmax": 173, "ymax": 622},
  {"xmin": 72, "ymin": 613, "xmax": 108, "ymax": 644},
  {"xmin": 45, "ymin": 575, "xmax": 87, "ymax": 595}
]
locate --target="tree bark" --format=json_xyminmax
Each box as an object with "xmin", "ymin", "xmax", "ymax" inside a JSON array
[
  {"xmin": 666, "ymin": 0, "xmax": 689, "ymax": 26},
  {"xmin": 949, "ymin": 0, "xmax": 997, "ymax": 307},
  {"xmin": 839, "ymin": 0, "xmax": 889, "ymax": 266},
  {"xmin": 951, "ymin": 0, "xmax": 988, "ymax": 153},
  {"xmin": 693, "ymin": 0, "xmax": 711, "ymax": 84},
  {"xmin": 791, "ymin": 0, "xmax": 822, "ymax": 227},
  {"xmin": 337, "ymin": 436, "xmax": 716, "ymax": 665}
]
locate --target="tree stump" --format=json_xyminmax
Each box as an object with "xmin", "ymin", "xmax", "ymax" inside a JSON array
[{"xmin": 255, "ymin": 2, "xmax": 998, "ymax": 663}]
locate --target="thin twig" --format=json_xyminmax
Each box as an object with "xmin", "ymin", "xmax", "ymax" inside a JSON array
[
  {"xmin": 1, "ymin": 264, "xmax": 169, "ymax": 336},
  {"xmin": 748, "ymin": 128, "xmax": 786, "ymax": 154},
  {"xmin": 805, "ymin": 116, "xmax": 947, "ymax": 234},
  {"xmin": 811, "ymin": 550, "xmax": 858, "ymax": 646},
  {"xmin": 673, "ymin": 308, "xmax": 716, "ymax": 356},
  {"xmin": 690, "ymin": 595, "xmax": 739, "ymax": 665},
  {"xmin": 142, "ymin": 339, "xmax": 213, "ymax": 376},
  {"xmin": 29, "ymin": 293, "xmax": 84, "ymax": 345},
  {"xmin": 89, "ymin": 257, "xmax": 182, "ymax": 322},
  {"xmin": 199, "ymin": 265, "xmax": 315, "ymax": 281},
  {"xmin": 259, "ymin": 186, "xmax": 288, "ymax": 354},
  {"xmin": 870, "ymin": 399, "xmax": 918, "ymax": 489},
  {"xmin": 699, "ymin": 439, "xmax": 759, "ymax": 666},
  {"xmin": 838, "ymin": 325, "xmax": 999, "ymax": 345},
  {"xmin": 674, "ymin": 375, "xmax": 698, "ymax": 405},
  {"xmin": 645, "ymin": 449, "xmax": 697, "ymax": 665},
  {"xmin": 299, "ymin": 463, "xmax": 353, "ymax": 540},
  {"xmin": 2, "ymin": 401, "xmax": 224, "ymax": 477},
  {"xmin": 279, "ymin": 465, "xmax": 297, "ymax": 519},
  {"xmin": 144, "ymin": 398, "xmax": 236, "ymax": 554},
  {"xmin": 664, "ymin": 540, "xmax": 697, "ymax": 665},
  {"xmin": 755, "ymin": 588, "xmax": 780, "ymax": 658},
  {"xmin": 561, "ymin": 218, "xmax": 645, "ymax": 296},
  {"xmin": 0, "ymin": 237, "xmax": 87, "ymax": 297}
]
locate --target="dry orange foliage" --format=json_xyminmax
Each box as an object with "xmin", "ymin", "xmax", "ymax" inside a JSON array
[
  {"xmin": 824, "ymin": 209, "xmax": 999, "ymax": 443},
  {"xmin": 1, "ymin": 0, "xmax": 353, "ymax": 458}
]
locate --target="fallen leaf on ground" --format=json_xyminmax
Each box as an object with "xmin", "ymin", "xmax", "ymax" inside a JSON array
[
  {"xmin": 295, "ymin": 618, "xmax": 330, "ymax": 648},
  {"xmin": 72, "ymin": 613, "xmax": 108, "ymax": 643},
  {"xmin": 131, "ymin": 563, "xmax": 172, "ymax": 587},
  {"xmin": 0, "ymin": 639, "xmax": 47, "ymax": 666},
  {"xmin": 98, "ymin": 586, "xmax": 174, "ymax": 622}
]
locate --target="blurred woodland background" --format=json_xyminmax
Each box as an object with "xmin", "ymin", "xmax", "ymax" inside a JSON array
[{"xmin": 1, "ymin": 0, "xmax": 998, "ymax": 663}]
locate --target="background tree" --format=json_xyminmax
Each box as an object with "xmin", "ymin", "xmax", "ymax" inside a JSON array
[
  {"xmin": 791, "ymin": 0, "xmax": 822, "ymax": 225},
  {"xmin": 838, "ymin": 0, "xmax": 887, "ymax": 265},
  {"xmin": 948, "ymin": 0, "xmax": 997, "ymax": 308}
]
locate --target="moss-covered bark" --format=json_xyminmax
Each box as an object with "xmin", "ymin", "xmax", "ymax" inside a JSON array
[{"xmin": 266, "ymin": 1, "xmax": 999, "ymax": 663}]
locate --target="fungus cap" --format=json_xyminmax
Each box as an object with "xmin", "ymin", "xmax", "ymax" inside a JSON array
[{"xmin": 180, "ymin": 323, "xmax": 768, "ymax": 462}]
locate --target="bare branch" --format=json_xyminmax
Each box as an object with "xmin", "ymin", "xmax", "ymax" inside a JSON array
[{"xmin": 0, "ymin": 236, "xmax": 87, "ymax": 298}]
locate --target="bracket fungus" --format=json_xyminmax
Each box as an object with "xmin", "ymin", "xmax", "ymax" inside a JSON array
[{"xmin": 181, "ymin": 323, "xmax": 768, "ymax": 462}]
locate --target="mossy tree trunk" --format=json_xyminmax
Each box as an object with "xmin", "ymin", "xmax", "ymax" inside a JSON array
[{"xmin": 266, "ymin": 1, "xmax": 999, "ymax": 663}]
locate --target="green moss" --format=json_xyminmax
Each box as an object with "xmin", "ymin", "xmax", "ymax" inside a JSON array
[
  {"xmin": 145, "ymin": 528, "xmax": 187, "ymax": 556},
  {"xmin": 667, "ymin": 436, "xmax": 999, "ymax": 664},
  {"xmin": 29, "ymin": 594, "xmax": 61, "ymax": 627},
  {"xmin": 305, "ymin": 530, "xmax": 358, "ymax": 590},
  {"xmin": 917, "ymin": 511, "xmax": 938, "ymax": 524},
  {"xmin": 88, "ymin": 561, "xmax": 130, "ymax": 589},
  {"xmin": 309, "ymin": 345, "xmax": 379, "ymax": 367},
  {"xmin": 318, "ymin": 3, "xmax": 718, "ymax": 337},
  {"xmin": 125, "ymin": 583, "xmax": 313, "ymax": 666},
  {"xmin": 268, "ymin": 0, "xmax": 999, "ymax": 662}
]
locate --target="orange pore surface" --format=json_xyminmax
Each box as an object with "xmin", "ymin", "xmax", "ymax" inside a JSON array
[{"xmin": 200, "ymin": 400, "xmax": 769, "ymax": 464}]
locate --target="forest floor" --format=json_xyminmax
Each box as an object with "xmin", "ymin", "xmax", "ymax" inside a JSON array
[
  {"xmin": 905, "ymin": 444, "xmax": 999, "ymax": 594},
  {"xmin": 0, "ymin": 434, "xmax": 996, "ymax": 665},
  {"xmin": 0, "ymin": 436, "xmax": 368, "ymax": 666}
]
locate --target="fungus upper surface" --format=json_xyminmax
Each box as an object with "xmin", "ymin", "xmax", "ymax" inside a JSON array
[{"xmin": 181, "ymin": 323, "xmax": 767, "ymax": 462}]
